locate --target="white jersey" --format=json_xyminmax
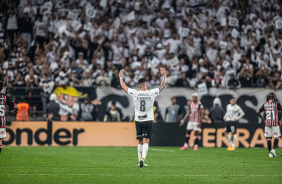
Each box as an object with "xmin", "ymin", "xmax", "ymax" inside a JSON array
[
  {"xmin": 128, "ymin": 88, "xmax": 159, "ymax": 122},
  {"xmin": 224, "ymin": 104, "xmax": 245, "ymax": 122}
]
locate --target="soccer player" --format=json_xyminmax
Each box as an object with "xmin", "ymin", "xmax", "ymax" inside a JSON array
[
  {"xmin": 0, "ymin": 81, "xmax": 18, "ymax": 153},
  {"xmin": 179, "ymin": 93, "xmax": 204, "ymax": 150},
  {"xmin": 119, "ymin": 67, "xmax": 167, "ymax": 167},
  {"xmin": 224, "ymin": 97, "xmax": 245, "ymax": 151},
  {"xmin": 257, "ymin": 92, "xmax": 282, "ymax": 158}
]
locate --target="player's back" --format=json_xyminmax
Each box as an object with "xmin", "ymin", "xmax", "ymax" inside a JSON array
[
  {"xmin": 0, "ymin": 92, "xmax": 15, "ymax": 127},
  {"xmin": 260, "ymin": 100, "xmax": 281, "ymax": 126},
  {"xmin": 0, "ymin": 93, "xmax": 9, "ymax": 116},
  {"xmin": 128, "ymin": 88, "xmax": 159, "ymax": 122}
]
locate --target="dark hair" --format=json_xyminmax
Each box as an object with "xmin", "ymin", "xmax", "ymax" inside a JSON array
[
  {"xmin": 138, "ymin": 78, "xmax": 146, "ymax": 85},
  {"xmin": 268, "ymin": 92, "xmax": 276, "ymax": 100},
  {"xmin": 230, "ymin": 96, "xmax": 236, "ymax": 100}
]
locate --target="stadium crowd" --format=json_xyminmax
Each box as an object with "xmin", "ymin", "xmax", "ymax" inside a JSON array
[
  {"xmin": 1, "ymin": 0, "xmax": 282, "ymax": 92},
  {"xmin": 1, "ymin": 0, "xmax": 282, "ymax": 119}
]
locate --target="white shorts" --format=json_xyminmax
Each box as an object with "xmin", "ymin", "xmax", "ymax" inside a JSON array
[
  {"xmin": 264, "ymin": 126, "xmax": 281, "ymax": 138},
  {"xmin": 0, "ymin": 128, "xmax": 6, "ymax": 139},
  {"xmin": 187, "ymin": 122, "xmax": 201, "ymax": 131}
]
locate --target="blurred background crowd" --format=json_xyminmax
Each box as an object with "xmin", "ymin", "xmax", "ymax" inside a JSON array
[{"xmin": 0, "ymin": 0, "xmax": 282, "ymax": 121}]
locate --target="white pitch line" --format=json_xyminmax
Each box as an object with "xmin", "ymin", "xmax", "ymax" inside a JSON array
[
  {"xmin": 150, "ymin": 148, "xmax": 176, "ymax": 152},
  {"xmin": 2, "ymin": 174, "xmax": 282, "ymax": 177}
]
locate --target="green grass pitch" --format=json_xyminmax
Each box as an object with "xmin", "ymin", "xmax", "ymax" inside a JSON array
[{"xmin": 0, "ymin": 147, "xmax": 281, "ymax": 184}]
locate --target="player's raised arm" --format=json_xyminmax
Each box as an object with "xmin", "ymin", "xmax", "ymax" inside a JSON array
[
  {"xmin": 119, "ymin": 69, "xmax": 129, "ymax": 93},
  {"xmin": 158, "ymin": 67, "xmax": 167, "ymax": 93}
]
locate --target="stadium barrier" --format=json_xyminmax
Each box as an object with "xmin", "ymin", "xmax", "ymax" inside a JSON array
[
  {"xmin": 3, "ymin": 121, "xmax": 281, "ymax": 147},
  {"xmin": 96, "ymin": 87, "xmax": 282, "ymax": 122}
]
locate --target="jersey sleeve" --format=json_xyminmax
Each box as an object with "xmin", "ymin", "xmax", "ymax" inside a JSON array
[
  {"xmin": 277, "ymin": 103, "xmax": 282, "ymax": 111},
  {"xmin": 151, "ymin": 88, "xmax": 159, "ymax": 98},
  {"xmin": 259, "ymin": 104, "xmax": 265, "ymax": 112},
  {"xmin": 6, "ymin": 96, "xmax": 16, "ymax": 108},
  {"xmin": 199, "ymin": 103, "xmax": 204, "ymax": 110},
  {"xmin": 127, "ymin": 88, "xmax": 137, "ymax": 97}
]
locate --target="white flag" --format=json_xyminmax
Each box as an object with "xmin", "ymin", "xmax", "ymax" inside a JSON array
[
  {"xmin": 127, "ymin": 11, "xmax": 135, "ymax": 21},
  {"xmin": 55, "ymin": 20, "xmax": 65, "ymax": 29},
  {"xmin": 220, "ymin": 17, "xmax": 227, "ymax": 27},
  {"xmin": 257, "ymin": 19, "xmax": 265, "ymax": 29},
  {"xmin": 228, "ymin": 17, "xmax": 239, "ymax": 27},
  {"xmin": 219, "ymin": 41, "xmax": 227, "ymax": 49},
  {"xmin": 71, "ymin": 20, "xmax": 82, "ymax": 32},
  {"xmin": 83, "ymin": 22, "xmax": 93, "ymax": 32},
  {"xmin": 150, "ymin": 57, "xmax": 160, "ymax": 68},
  {"xmin": 180, "ymin": 28, "xmax": 189, "ymax": 37},
  {"xmin": 86, "ymin": 8, "xmax": 96, "ymax": 19},
  {"xmin": 197, "ymin": 82, "xmax": 208, "ymax": 95},
  {"xmin": 275, "ymin": 19, "xmax": 282, "ymax": 29},
  {"xmin": 100, "ymin": 0, "xmax": 107, "ymax": 8},
  {"xmin": 231, "ymin": 28, "xmax": 239, "ymax": 38},
  {"xmin": 168, "ymin": 56, "xmax": 179, "ymax": 67},
  {"xmin": 67, "ymin": 11, "xmax": 77, "ymax": 20}
]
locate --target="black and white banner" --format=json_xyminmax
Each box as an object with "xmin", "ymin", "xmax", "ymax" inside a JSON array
[{"xmin": 96, "ymin": 87, "xmax": 282, "ymax": 124}]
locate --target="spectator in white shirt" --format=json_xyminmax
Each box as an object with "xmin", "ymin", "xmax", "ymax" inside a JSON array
[
  {"xmin": 96, "ymin": 70, "xmax": 110, "ymax": 87},
  {"xmin": 55, "ymin": 71, "xmax": 69, "ymax": 87}
]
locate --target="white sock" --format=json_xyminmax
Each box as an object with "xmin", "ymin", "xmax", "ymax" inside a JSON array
[
  {"xmin": 138, "ymin": 144, "xmax": 143, "ymax": 161},
  {"xmin": 225, "ymin": 134, "xmax": 232, "ymax": 146},
  {"xmin": 232, "ymin": 135, "xmax": 237, "ymax": 148},
  {"xmin": 184, "ymin": 142, "xmax": 188, "ymax": 147},
  {"xmin": 142, "ymin": 143, "xmax": 149, "ymax": 161}
]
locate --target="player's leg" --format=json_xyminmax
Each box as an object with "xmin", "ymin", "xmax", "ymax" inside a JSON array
[
  {"xmin": 229, "ymin": 122, "xmax": 237, "ymax": 151},
  {"xmin": 0, "ymin": 128, "xmax": 6, "ymax": 153},
  {"xmin": 270, "ymin": 126, "xmax": 280, "ymax": 158},
  {"xmin": 138, "ymin": 139, "xmax": 143, "ymax": 164},
  {"xmin": 193, "ymin": 122, "xmax": 201, "ymax": 150},
  {"xmin": 264, "ymin": 126, "xmax": 273, "ymax": 157},
  {"xmin": 180, "ymin": 122, "xmax": 192, "ymax": 150},
  {"xmin": 224, "ymin": 122, "xmax": 232, "ymax": 150},
  {"xmin": 140, "ymin": 138, "xmax": 149, "ymax": 167},
  {"xmin": 194, "ymin": 130, "xmax": 199, "ymax": 150},
  {"xmin": 140, "ymin": 121, "xmax": 152, "ymax": 167},
  {"xmin": 135, "ymin": 121, "xmax": 143, "ymax": 166},
  {"xmin": 0, "ymin": 139, "xmax": 2, "ymax": 153}
]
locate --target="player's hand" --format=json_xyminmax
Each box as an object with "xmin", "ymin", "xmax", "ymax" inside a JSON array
[
  {"xmin": 279, "ymin": 120, "xmax": 282, "ymax": 127},
  {"xmin": 48, "ymin": 113, "xmax": 53, "ymax": 120},
  {"xmin": 198, "ymin": 122, "xmax": 201, "ymax": 127},
  {"xmin": 160, "ymin": 67, "xmax": 167, "ymax": 77},
  {"xmin": 11, "ymin": 104, "xmax": 18, "ymax": 113},
  {"xmin": 224, "ymin": 118, "xmax": 226, "ymax": 121},
  {"xmin": 234, "ymin": 119, "xmax": 238, "ymax": 122},
  {"xmin": 179, "ymin": 120, "xmax": 185, "ymax": 126},
  {"xmin": 119, "ymin": 69, "xmax": 124, "ymax": 78}
]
